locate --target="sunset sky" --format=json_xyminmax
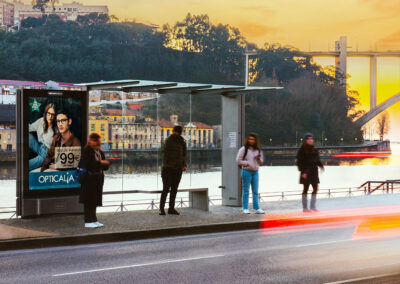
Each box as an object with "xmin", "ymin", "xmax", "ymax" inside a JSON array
[{"xmin": 76, "ymin": 1, "xmax": 400, "ymax": 139}]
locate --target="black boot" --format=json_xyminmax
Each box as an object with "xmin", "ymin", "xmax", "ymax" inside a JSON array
[
  {"xmin": 302, "ymin": 194, "xmax": 310, "ymax": 212},
  {"xmin": 168, "ymin": 208, "xmax": 180, "ymax": 215},
  {"xmin": 159, "ymin": 208, "xmax": 166, "ymax": 216},
  {"xmin": 159, "ymin": 191, "xmax": 168, "ymax": 215},
  {"xmin": 310, "ymin": 194, "xmax": 318, "ymax": 211}
]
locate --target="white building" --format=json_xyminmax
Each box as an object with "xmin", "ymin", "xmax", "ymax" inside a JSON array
[{"xmin": 13, "ymin": 1, "xmax": 108, "ymax": 25}]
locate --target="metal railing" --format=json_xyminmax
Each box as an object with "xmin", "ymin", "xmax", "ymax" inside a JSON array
[
  {"xmin": 1, "ymin": 183, "xmax": 399, "ymax": 219},
  {"xmin": 358, "ymin": 180, "xmax": 400, "ymax": 194}
]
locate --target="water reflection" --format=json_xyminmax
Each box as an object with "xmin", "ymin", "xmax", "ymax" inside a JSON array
[
  {"xmin": 0, "ymin": 162, "xmax": 16, "ymax": 179},
  {"xmin": 0, "ymin": 148, "xmax": 397, "ymax": 180}
]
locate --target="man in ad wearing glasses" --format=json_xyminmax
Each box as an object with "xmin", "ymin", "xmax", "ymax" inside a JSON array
[{"xmin": 41, "ymin": 109, "xmax": 81, "ymax": 172}]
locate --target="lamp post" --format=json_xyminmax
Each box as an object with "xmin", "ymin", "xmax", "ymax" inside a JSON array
[{"xmin": 244, "ymin": 49, "xmax": 257, "ymax": 87}]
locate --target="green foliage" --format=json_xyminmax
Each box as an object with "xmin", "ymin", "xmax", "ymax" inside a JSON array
[
  {"xmin": 32, "ymin": 0, "xmax": 49, "ymax": 13},
  {"xmin": 4, "ymin": 13, "xmax": 362, "ymax": 145}
]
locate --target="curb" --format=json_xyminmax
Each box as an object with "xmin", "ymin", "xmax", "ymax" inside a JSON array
[{"xmin": 0, "ymin": 220, "xmax": 262, "ymax": 251}]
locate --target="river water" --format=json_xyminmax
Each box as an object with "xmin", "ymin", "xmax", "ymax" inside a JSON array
[{"xmin": 1, "ymin": 144, "xmax": 400, "ymax": 209}]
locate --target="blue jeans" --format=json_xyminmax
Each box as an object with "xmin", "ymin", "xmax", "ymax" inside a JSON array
[
  {"xmin": 241, "ymin": 169, "xmax": 260, "ymax": 210},
  {"xmin": 29, "ymin": 133, "xmax": 49, "ymax": 171}
]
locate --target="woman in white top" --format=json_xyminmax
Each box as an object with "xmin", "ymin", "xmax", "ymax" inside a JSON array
[
  {"xmin": 29, "ymin": 103, "xmax": 56, "ymax": 171},
  {"xmin": 236, "ymin": 133, "xmax": 265, "ymax": 214}
]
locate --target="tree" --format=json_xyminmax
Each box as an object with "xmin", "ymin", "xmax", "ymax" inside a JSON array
[
  {"xmin": 20, "ymin": 17, "xmax": 45, "ymax": 29},
  {"xmin": 49, "ymin": 0, "xmax": 59, "ymax": 12},
  {"xmin": 32, "ymin": 0, "xmax": 49, "ymax": 13},
  {"xmin": 376, "ymin": 112, "xmax": 390, "ymax": 140},
  {"xmin": 76, "ymin": 13, "xmax": 109, "ymax": 26},
  {"xmin": 0, "ymin": 13, "xmax": 364, "ymax": 145},
  {"xmin": 109, "ymin": 15, "xmax": 120, "ymax": 23}
]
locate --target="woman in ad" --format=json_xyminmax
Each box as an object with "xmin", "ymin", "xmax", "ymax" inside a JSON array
[{"xmin": 29, "ymin": 103, "xmax": 57, "ymax": 171}]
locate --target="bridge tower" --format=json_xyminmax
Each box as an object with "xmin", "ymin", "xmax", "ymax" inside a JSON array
[
  {"xmin": 335, "ymin": 36, "xmax": 347, "ymax": 87},
  {"xmin": 370, "ymin": 55, "xmax": 377, "ymax": 109}
]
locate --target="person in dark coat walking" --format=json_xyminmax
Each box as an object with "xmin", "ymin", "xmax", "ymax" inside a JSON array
[
  {"xmin": 159, "ymin": 125, "xmax": 187, "ymax": 216},
  {"xmin": 79, "ymin": 133, "xmax": 110, "ymax": 228},
  {"xmin": 296, "ymin": 133, "xmax": 324, "ymax": 212}
]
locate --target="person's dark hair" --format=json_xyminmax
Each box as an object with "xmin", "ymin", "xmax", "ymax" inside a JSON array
[
  {"xmin": 43, "ymin": 103, "xmax": 56, "ymax": 134},
  {"xmin": 173, "ymin": 125, "xmax": 183, "ymax": 135},
  {"xmin": 243, "ymin": 133, "xmax": 261, "ymax": 159},
  {"xmin": 301, "ymin": 132, "xmax": 316, "ymax": 153},
  {"xmin": 56, "ymin": 109, "xmax": 71, "ymax": 120},
  {"xmin": 89, "ymin": 132, "xmax": 101, "ymax": 141}
]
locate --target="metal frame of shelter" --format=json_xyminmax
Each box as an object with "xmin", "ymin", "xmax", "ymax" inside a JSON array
[{"xmin": 79, "ymin": 80, "xmax": 283, "ymax": 207}]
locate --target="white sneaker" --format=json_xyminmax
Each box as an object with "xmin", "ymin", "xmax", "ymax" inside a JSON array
[
  {"xmin": 85, "ymin": 222, "xmax": 98, "ymax": 228},
  {"xmin": 243, "ymin": 209, "xmax": 251, "ymax": 214},
  {"xmin": 255, "ymin": 209, "xmax": 265, "ymax": 214},
  {"xmin": 94, "ymin": 222, "xmax": 104, "ymax": 227}
]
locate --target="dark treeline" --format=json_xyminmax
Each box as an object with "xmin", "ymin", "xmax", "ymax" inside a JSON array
[{"xmin": 0, "ymin": 13, "xmax": 363, "ymax": 145}]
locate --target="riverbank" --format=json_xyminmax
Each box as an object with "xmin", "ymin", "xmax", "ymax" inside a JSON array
[{"xmin": 0, "ymin": 141, "xmax": 390, "ymax": 162}]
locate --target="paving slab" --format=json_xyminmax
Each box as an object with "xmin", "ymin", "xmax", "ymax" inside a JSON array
[{"xmin": 0, "ymin": 194, "xmax": 398, "ymax": 250}]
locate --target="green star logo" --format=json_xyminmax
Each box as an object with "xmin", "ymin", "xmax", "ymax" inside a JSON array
[{"xmin": 29, "ymin": 99, "xmax": 41, "ymax": 112}]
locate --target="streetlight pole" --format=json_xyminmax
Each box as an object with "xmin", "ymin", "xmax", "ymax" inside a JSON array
[{"xmin": 244, "ymin": 50, "xmax": 257, "ymax": 87}]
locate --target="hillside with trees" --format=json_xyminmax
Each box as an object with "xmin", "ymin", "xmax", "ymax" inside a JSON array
[{"xmin": 0, "ymin": 13, "xmax": 363, "ymax": 145}]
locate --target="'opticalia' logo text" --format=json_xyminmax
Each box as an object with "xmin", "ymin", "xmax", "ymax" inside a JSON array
[{"xmin": 38, "ymin": 174, "xmax": 75, "ymax": 184}]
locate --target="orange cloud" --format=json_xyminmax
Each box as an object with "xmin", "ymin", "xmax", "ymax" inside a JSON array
[
  {"xmin": 376, "ymin": 30, "xmax": 400, "ymax": 50},
  {"xmin": 359, "ymin": 0, "xmax": 400, "ymax": 15},
  {"xmin": 237, "ymin": 22, "xmax": 277, "ymax": 39}
]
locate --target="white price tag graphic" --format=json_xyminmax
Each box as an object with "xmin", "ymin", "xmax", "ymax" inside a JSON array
[{"xmin": 55, "ymin": 146, "xmax": 81, "ymax": 169}]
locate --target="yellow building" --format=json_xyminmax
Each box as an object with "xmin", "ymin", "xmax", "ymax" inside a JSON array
[
  {"xmin": 0, "ymin": 128, "xmax": 16, "ymax": 151},
  {"xmin": 102, "ymin": 109, "xmax": 139, "ymax": 124},
  {"xmin": 159, "ymin": 115, "xmax": 214, "ymax": 148},
  {"xmin": 88, "ymin": 116, "xmax": 109, "ymax": 143}
]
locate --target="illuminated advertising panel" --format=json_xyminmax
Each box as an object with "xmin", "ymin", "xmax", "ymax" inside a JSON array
[{"xmin": 18, "ymin": 89, "xmax": 87, "ymax": 199}]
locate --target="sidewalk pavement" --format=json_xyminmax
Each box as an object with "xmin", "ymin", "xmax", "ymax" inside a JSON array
[{"xmin": 0, "ymin": 194, "xmax": 399, "ymax": 251}]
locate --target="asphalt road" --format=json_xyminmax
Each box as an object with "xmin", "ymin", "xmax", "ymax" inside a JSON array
[{"xmin": 1, "ymin": 226, "xmax": 400, "ymax": 284}]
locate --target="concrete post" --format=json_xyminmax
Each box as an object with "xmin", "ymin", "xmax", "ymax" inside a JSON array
[
  {"xmin": 221, "ymin": 94, "xmax": 245, "ymax": 207},
  {"xmin": 370, "ymin": 55, "xmax": 377, "ymax": 109},
  {"xmin": 335, "ymin": 36, "xmax": 347, "ymax": 87}
]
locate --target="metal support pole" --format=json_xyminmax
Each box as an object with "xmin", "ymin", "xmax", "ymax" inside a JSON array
[
  {"xmin": 221, "ymin": 94, "xmax": 245, "ymax": 207},
  {"xmin": 370, "ymin": 55, "xmax": 377, "ymax": 109}
]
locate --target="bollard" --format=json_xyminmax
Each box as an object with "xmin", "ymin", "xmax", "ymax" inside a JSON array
[{"xmin": 147, "ymin": 199, "xmax": 158, "ymax": 210}]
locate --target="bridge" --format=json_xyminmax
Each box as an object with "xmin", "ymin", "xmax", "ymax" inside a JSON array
[{"xmin": 304, "ymin": 36, "xmax": 400, "ymax": 125}]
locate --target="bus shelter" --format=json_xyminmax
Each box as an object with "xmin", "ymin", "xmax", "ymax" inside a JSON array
[{"xmin": 80, "ymin": 80, "xmax": 282, "ymax": 207}]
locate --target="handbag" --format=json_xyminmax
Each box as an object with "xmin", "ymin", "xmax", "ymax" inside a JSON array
[{"xmin": 73, "ymin": 159, "xmax": 87, "ymax": 184}]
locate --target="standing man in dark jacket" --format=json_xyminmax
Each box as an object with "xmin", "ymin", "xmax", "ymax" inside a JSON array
[
  {"xmin": 296, "ymin": 133, "xmax": 324, "ymax": 212},
  {"xmin": 159, "ymin": 125, "xmax": 187, "ymax": 215}
]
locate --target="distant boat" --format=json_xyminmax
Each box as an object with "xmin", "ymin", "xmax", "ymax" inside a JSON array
[{"xmin": 331, "ymin": 151, "xmax": 391, "ymax": 158}]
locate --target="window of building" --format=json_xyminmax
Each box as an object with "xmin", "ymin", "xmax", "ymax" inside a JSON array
[
  {"xmin": 91, "ymin": 124, "xmax": 95, "ymax": 131},
  {"xmin": 101, "ymin": 124, "xmax": 105, "ymax": 131},
  {"xmin": 6, "ymin": 144, "xmax": 12, "ymax": 151},
  {"xmin": 7, "ymin": 134, "xmax": 11, "ymax": 140}
]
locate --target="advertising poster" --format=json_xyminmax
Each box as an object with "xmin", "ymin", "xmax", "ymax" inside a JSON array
[
  {"xmin": 28, "ymin": 96, "xmax": 82, "ymax": 190},
  {"xmin": 18, "ymin": 90, "xmax": 88, "ymax": 197}
]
